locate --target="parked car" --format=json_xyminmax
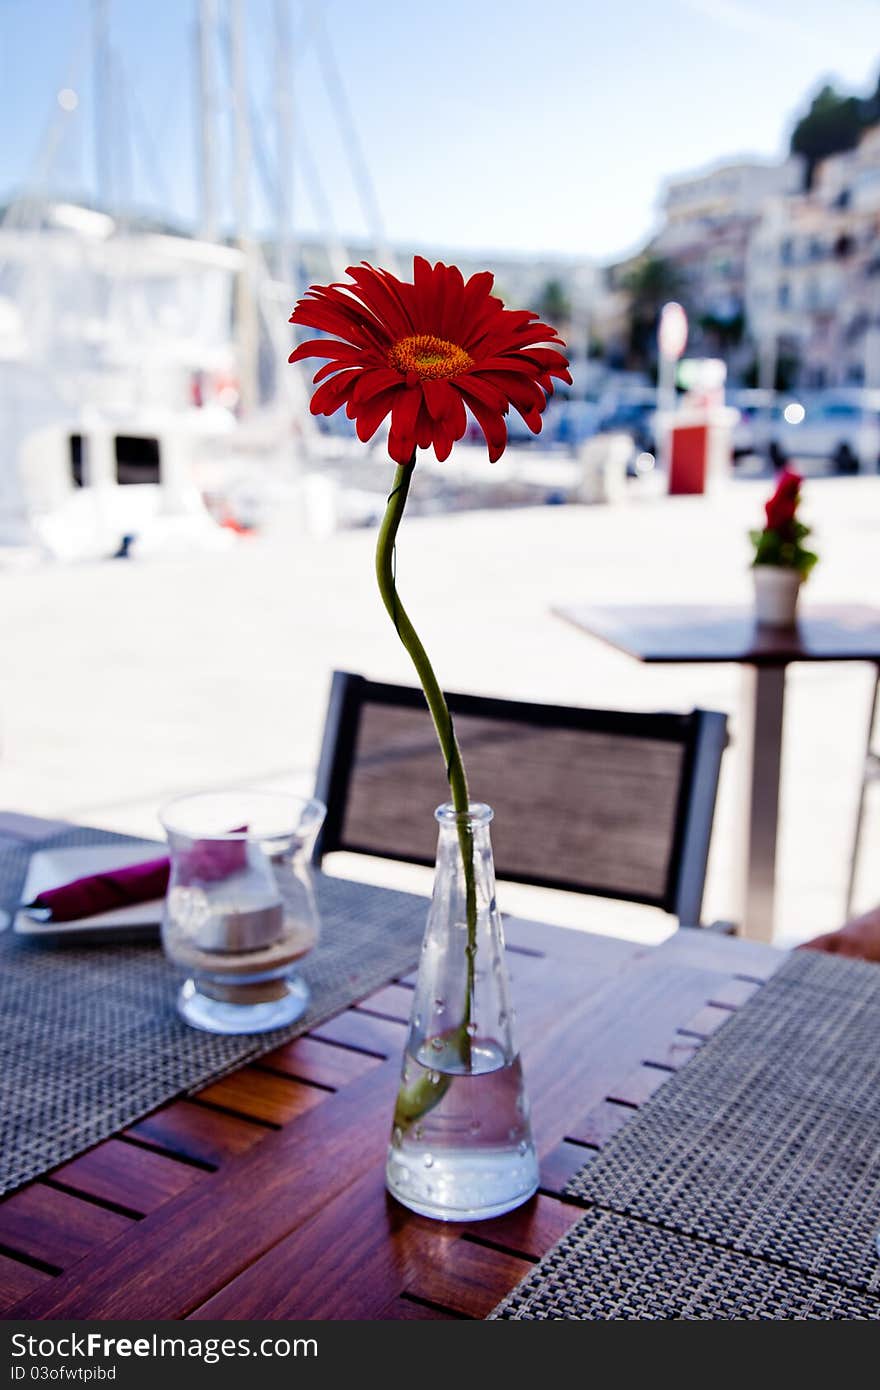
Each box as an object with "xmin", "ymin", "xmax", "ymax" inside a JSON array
[
  {"xmin": 541, "ymin": 398, "xmax": 601, "ymax": 447},
  {"xmin": 596, "ymin": 394, "xmax": 657, "ymax": 456},
  {"xmin": 766, "ymin": 390, "xmax": 880, "ymax": 475},
  {"xmin": 728, "ymin": 389, "xmax": 775, "ymax": 460}
]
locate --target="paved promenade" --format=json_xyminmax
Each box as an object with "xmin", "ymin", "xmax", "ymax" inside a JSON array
[{"xmin": 1, "ymin": 473, "xmax": 877, "ymax": 947}]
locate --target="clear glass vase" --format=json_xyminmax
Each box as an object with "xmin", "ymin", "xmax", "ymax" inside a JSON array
[
  {"xmin": 386, "ymin": 802, "xmax": 539, "ymax": 1221},
  {"xmin": 159, "ymin": 790, "xmax": 326, "ymax": 1035}
]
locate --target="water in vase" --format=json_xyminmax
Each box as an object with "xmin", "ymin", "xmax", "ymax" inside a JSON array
[{"xmin": 386, "ymin": 1035, "xmax": 539, "ymax": 1221}]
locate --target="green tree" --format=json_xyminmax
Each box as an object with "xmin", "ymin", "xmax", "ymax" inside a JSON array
[
  {"xmin": 537, "ymin": 277, "xmax": 571, "ymax": 327},
  {"xmin": 620, "ymin": 255, "xmax": 687, "ymax": 369},
  {"xmin": 790, "ymin": 83, "xmax": 868, "ymax": 188},
  {"xmin": 699, "ymin": 310, "xmax": 744, "ymax": 352}
]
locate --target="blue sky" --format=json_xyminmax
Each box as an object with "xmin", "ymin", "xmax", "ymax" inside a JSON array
[{"xmin": 1, "ymin": 0, "xmax": 878, "ymax": 260}]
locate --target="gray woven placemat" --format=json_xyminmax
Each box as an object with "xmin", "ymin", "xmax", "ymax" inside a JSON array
[
  {"xmin": 0, "ymin": 827, "xmax": 424, "ymax": 1196},
  {"xmin": 563, "ymin": 949, "xmax": 880, "ymax": 1296},
  {"xmin": 490, "ymin": 1208, "xmax": 880, "ymax": 1320}
]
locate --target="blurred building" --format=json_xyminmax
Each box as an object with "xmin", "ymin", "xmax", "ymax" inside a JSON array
[
  {"xmin": 593, "ymin": 158, "xmax": 802, "ymax": 373},
  {"xmin": 656, "ymin": 159, "xmax": 801, "ymax": 359},
  {"xmin": 746, "ymin": 126, "xmax": 880, "ymax": 388},
  {"xmin": 596, "ymin": 136, "xmax": 880, "ymax": 390}
]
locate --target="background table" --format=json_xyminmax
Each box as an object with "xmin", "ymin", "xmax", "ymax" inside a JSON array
[
  {"xmin": 554, "ymin": 603, "xmax": 880, "ymax": 943},
  {"xmin": 0, "ymin": 813, "xmax": 780, "ymax": 1320}
]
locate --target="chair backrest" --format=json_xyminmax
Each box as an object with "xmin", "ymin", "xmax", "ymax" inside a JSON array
[{"xmin": 314, "ymin": 671, "xmax": 727, "ymax": 926}]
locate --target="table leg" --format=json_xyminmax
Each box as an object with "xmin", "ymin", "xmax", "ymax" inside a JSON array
[{"xmin": 736, "ymin": 663, "xmax": 786, "ymax": 943}]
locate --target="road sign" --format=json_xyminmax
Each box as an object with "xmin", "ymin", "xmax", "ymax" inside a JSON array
[{"xmin": 658, "ymin": 301, "xmax": 688, "ymax": 360}]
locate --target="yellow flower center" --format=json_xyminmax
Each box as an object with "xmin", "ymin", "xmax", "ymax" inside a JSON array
[{"xmin": 388, "ymin": 333, "xmax": 473, "ymax": 380}]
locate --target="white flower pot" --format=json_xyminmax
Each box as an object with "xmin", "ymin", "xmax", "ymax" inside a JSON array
[{"xmin": 752, "ymin": 565, "xmax": 802, "ymax": 627}]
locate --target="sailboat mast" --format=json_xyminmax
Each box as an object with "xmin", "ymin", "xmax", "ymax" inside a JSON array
[
  {"xmin": 195, "ymin": 0, "xmax": 219, "ymax": 241},
  {"xmin": 274, "ymin": 0, "xmax": 295, "ymax": 292},
  {"xmin": 228, "ymin": 0, "xmax": 259, "ymax": 416},
  {"xmin": 92, "ymin": 0, "xmax": 114, "ymax": 210}
]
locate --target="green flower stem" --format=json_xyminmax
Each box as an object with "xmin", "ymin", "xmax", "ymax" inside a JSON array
[{"xmin": 375, "ymin": 459, "xmax": 477, "ymax": 1070}]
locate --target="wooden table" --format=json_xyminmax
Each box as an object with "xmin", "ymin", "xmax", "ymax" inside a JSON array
[
  {"xmin": 554, "ymin": 602, "xmax": 880, "ymax": 944},
  {"xmin": 0, "ymin": 838, "xmax": 782, "ymax": 1321}
]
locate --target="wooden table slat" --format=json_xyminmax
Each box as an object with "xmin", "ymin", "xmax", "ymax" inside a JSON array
[
  {"xmin": 355, "ymin": 982, "xmax": 415, "ymax": 1022},
  {"xmin": 377, "ymin": 1295, "xmax": 460, "ymax": 1319},
  {"xmin": 566, "ymin": 1100, "xmax": 635, "ymax": 1149},
  {"xmin": 187, "ymin": 1166, "xmax": 455, "ymax": 1321},
  {"xmin": 0, "ymin": 1185, "xmax": 132, "ymax": 1271},
  {"xmin": 678, "ymin": 1003, "xmax": 737, "ymax": 1040},
  {"xmin": 456, "ymin": 1194, "xmax": 576, "ymax": 1261},
  {"xmin": 708, "ymin": 978, "xmax": 762, "ymax": 1009},
  {"xmin": 309, "ymin": 1009, "xmax": 408, "ymax": 1058},
  {"xmin": 539, "ymin": 1141, "xmax": 595, "ymax": 1195},
  {"xmin": 606, "ymin": 1063, "xmax": 671, "ymax": 1108},
  {"xmin": 125, "ymin": 1100, "xmax": 269, "ymax": 1168},
  {"xmin": 641, "ymin": 1038, "xmax": 702, "ymax": 1072},
  {"xmin": 257, "ymin": 1035, "xmax": 383, "ymax": 1089},
  {"xmin": 50, "ymin": 1139, "xmax": 203, "ymax": 1215},
  {"xmin": 403, "ymin": 1241, "xmax": 536, "ymax": 1319},
  {"xmin": 194, "ymin": 1068, "xmax": 331, "ymax": 1127},
  {"xmin": 0, "ymin": 1252, "xmax": 53, "ymax": 1312}
]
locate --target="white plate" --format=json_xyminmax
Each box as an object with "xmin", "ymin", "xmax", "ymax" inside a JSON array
[{"xmin": 13, "ymin": 843, "xmax": 165, "ymax": 942}]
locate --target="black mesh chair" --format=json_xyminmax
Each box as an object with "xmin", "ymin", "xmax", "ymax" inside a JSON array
[{"xmin": 314, "ymin": 671, "xmax": 728, "ymax": 929}]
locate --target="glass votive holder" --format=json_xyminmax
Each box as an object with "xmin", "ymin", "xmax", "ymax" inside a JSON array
[{"xmin": 159, "ymin": 790, "xmax": 326, "ymax": 1035}]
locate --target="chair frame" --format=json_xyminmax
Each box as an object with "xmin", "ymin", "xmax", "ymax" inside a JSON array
[
  {"xmin": 846, "ymin": 662, "xmax": 879, "ymax": 918},
  {"xmin": 314, "ymin": 670, "xmax": 728, "ymax": 926}
]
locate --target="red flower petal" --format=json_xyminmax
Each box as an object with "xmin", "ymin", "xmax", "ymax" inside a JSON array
[
  {"xmin": 352, "ymin": 367, "xmax": 404, "ymax": 404},
  {"xmin": 423, "ymin": 380, "xmax": 468, "ymax": 444},
  {"xmin": 461, "ymin": 269, "xmax": 495, "ymax": 321},
  {"xmin": 387, "ymin": 387, "xmax": 423, "ymax": 463},
  {"xmin": 312, "ymin": 360, "xmax": 355, "ymax": 384},
  {"xmin": 479, "ymin": 370, "xmax": 546, "ymax": 426},
  {"xmin": 457, "ymin": 386, "xmax": 507, "ymax": 462},
  {"xmin": 290, "ymin": 300, "xmax": 380, "ymax": 351},
  {"xmin": 353, "ymin": 386, "xmax": 401, "ymax": 441},
  {"xmin": 421, "ymin": 378, "xmax": 455, "ymax": 423},
  {"xmin": 431, "ymin": 415, "xmax": 455, "ymax": 462},
  {"xmin": 309, "ymin": 368, "xmax": 360, "ymax": 415},
  {"xmin": 345, "ymin": 264, "xmax": 414, "ymax": 339},
  {"xmin": 454, "ymin": 373, "xmax": 509, "ymax": 414},
  {"xmin": 411, "ymin": 256, "xmax": 445, "ymax": 332},
  {"xmin": 288, "ymin": 337, "xmax": 362, "ymax": 365},
  {"xmin": 415, "ymin": 400, "xmax": 434, "ymax": 452},
  {"xmin": 438, "ymin": 263, "xmax": 466, "ymax": 340}
]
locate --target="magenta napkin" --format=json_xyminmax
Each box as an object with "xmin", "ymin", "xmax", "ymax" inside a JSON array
[
  {"xmin": 30, "ymin": 857, "xmax": 171, "ymax": 923},
  {"xmin": 29, "ymin": 833, "xmax": 249, "ymax": 923}
]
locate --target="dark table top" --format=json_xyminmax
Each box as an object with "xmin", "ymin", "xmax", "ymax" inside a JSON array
[
  {"xmin": 0, "ymin": 814, "xmax": 782, "ymax": 1321},
  {"xmin": 553, "ymin": 602, "xmax": 880, "ymax": 666}
]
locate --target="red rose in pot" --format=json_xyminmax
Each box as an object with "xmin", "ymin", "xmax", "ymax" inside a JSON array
[{"xmin": 764, "ymin": 468, "xmax": 801, "ymax": 533}]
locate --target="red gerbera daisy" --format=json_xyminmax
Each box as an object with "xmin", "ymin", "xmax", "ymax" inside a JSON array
[{"xmin": 288, "ymin": 257, "xmax": 571, "ymax": 465}]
